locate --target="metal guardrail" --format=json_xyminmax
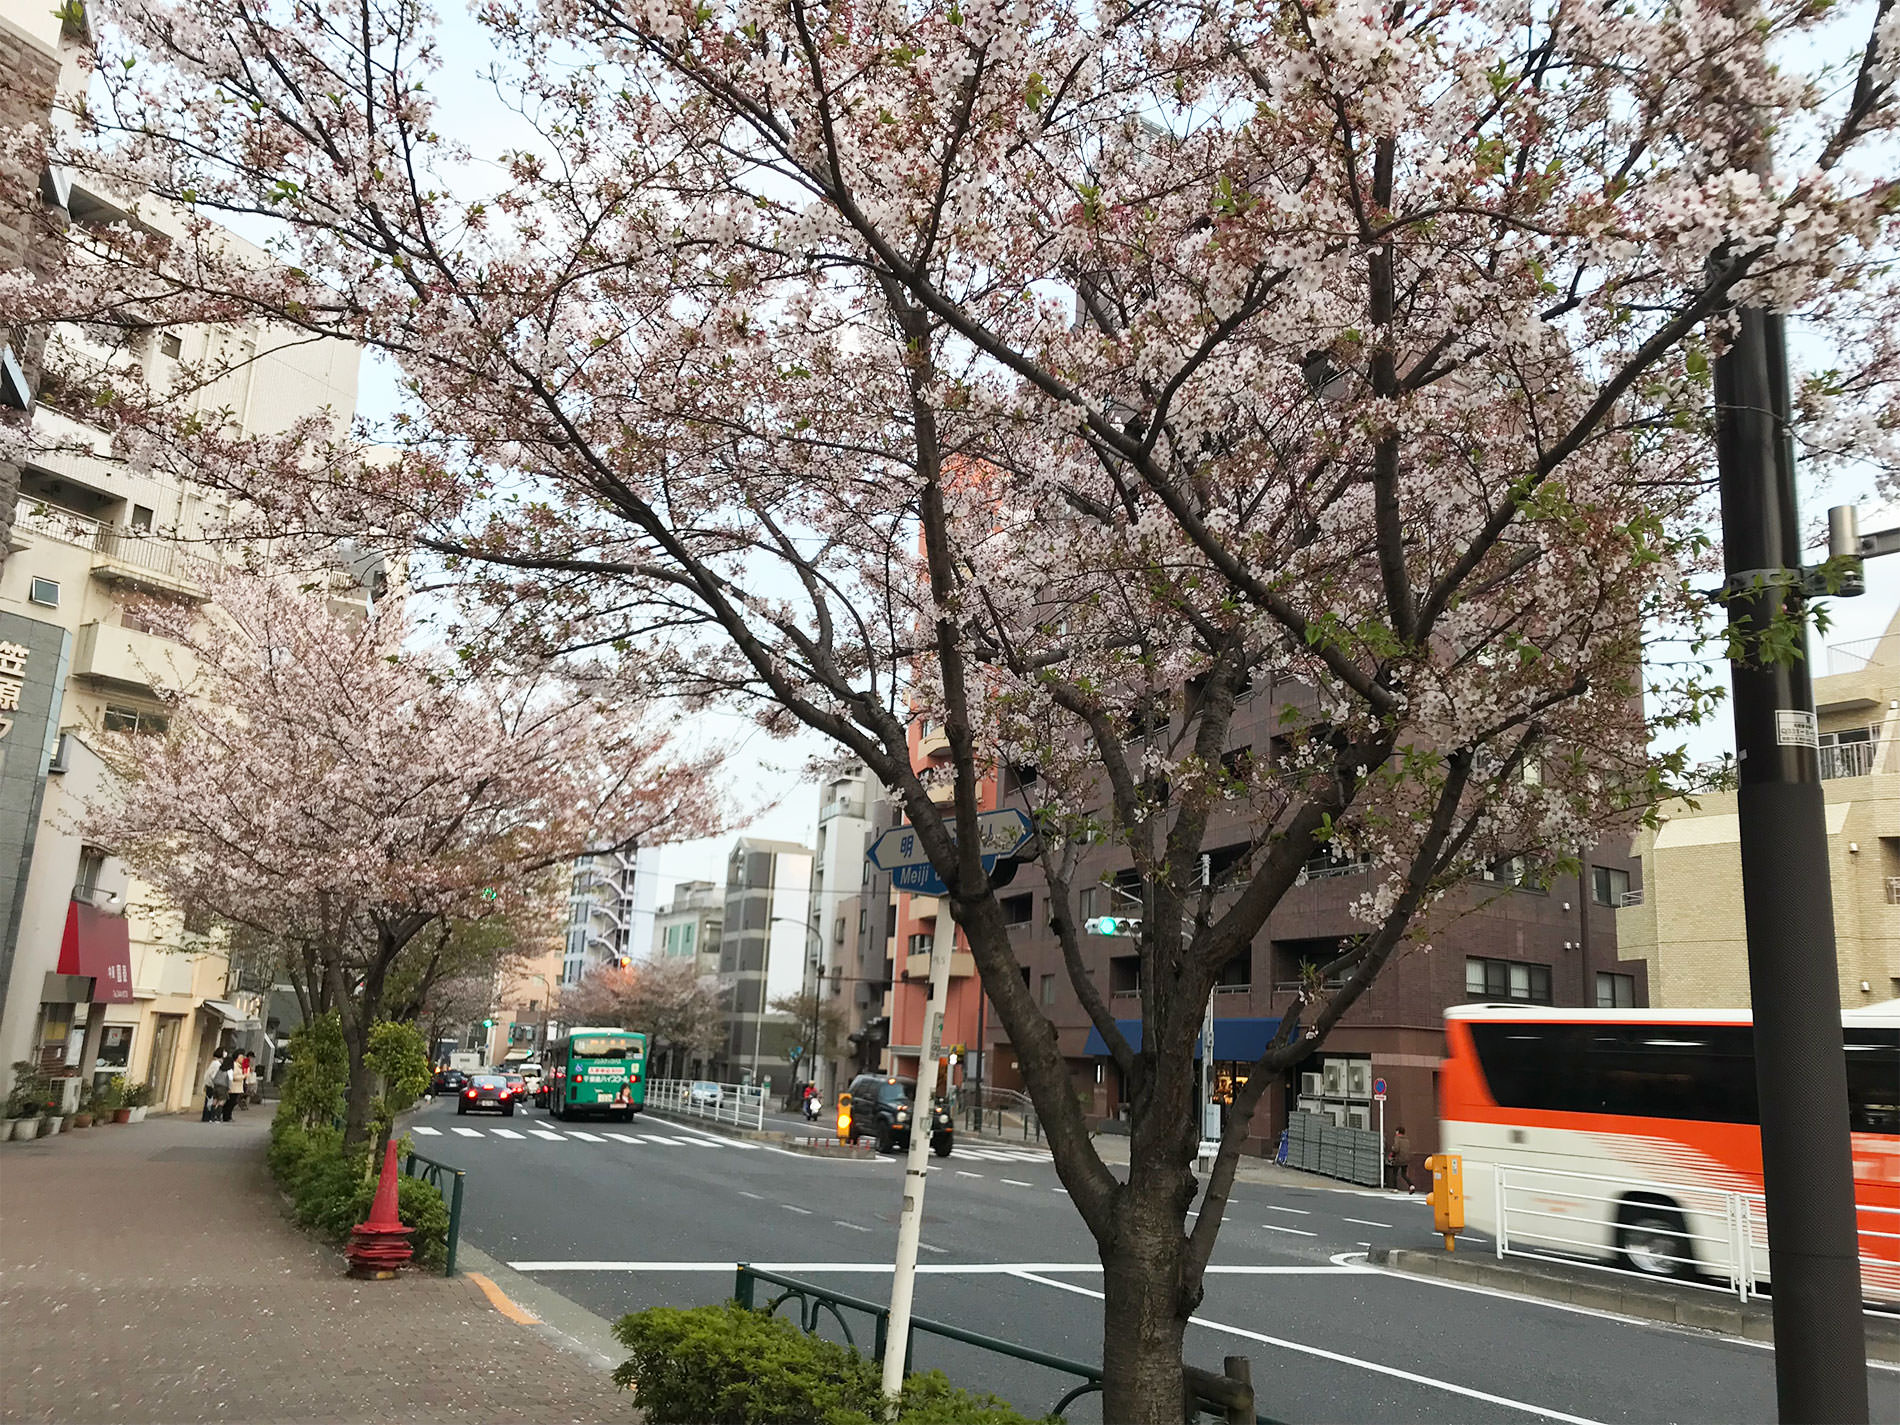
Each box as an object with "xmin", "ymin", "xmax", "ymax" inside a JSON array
[
  {"xmin": 645, "ymin": 1078, "xmax": 766, "ymax": 1131},
  {"xmin": 733, "ymin": 1264, "xmax": 1272, "ymax": 1423},
  {"xmin": 402, "ymin": 1149, "xmax": 466, "ymax": 1277},
  {"xmin": 1494, "ymin": 1164, "xmax": 1900, "ymax": 1304},
  {"xmin": 961, "ymin": 1085, "xmax": 1043, "ymax": 1142}
]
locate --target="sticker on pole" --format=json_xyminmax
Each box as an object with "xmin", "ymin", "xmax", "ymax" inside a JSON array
[{"xmin": 1775, "ymin": 710, "xmax": 1819, "ymax": 749}]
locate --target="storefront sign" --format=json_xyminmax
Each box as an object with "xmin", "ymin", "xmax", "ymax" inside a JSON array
[{"xmin": 0, "ymin": 614, "xmax": 72, "ymax": 1028}]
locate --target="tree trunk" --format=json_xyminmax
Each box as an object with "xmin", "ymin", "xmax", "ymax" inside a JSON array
[
  {"xmin": 1100, "ymin": 1184, "xmax": 1196, "ymax": 1424},
  {"xmin": 341, "ymin": 1016, "xmax": 374, "ymax": 1150}
]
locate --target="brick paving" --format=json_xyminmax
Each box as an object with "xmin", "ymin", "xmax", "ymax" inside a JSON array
[{"xmin": 0, "ymin": 1112, "xmax": 634, "ymax": 1423}]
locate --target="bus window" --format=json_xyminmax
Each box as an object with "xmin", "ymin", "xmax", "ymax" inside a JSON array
[
  {"xmin": 1846, "ymin": 1031, "xmax": 1900, "ymax": 1135},
  {"xmin": 1467, "ymin": 1024, "xmax": 1759, "ymax": 1123},
  {"xmin": 571, "ymin": 1034, "xmax": 644, "ymax": 1059}
]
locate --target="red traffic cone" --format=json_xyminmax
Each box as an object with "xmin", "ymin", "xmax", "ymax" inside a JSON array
[{"xmin": 344, "ymin": 1138, "xmax": 414, "ymax": 1278}]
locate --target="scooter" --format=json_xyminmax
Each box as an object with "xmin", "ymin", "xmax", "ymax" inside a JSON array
[{"xmin": 802, "ymin": 1093, "xmax": 822, "ymax": 1123}]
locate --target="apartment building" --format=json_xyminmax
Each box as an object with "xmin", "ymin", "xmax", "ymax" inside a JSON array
[
  {"xmin": 718, "ymin": 837, "xmax": 812, "ymax": 1086},
  {"xmin": 0, "ymin": 0, "xmax": 362, "ymax": 1112},
  {"xmin": 653, "ymin": 879, "xmax": 724, "ymax": 976},
  {"xmin": 801, "ymin": 764, "xmax": 877, "ymax": 1099},
  {"xmin": 560, "ymin": 847, "xmax": 661, "ymax": 985},
  {"xmin": 1618, "ymin": 611, "xmax": 1900, "ymax": 1009}
]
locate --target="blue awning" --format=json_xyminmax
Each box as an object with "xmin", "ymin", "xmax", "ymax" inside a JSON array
[{"xmin": 1082, "ymin": 1017, "xmax": 1282, "ymax": 1063}]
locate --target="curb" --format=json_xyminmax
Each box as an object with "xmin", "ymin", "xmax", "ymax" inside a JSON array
[{"xmin": 1369, "ymin": 1247, "xmax": 1900, "ymax": 1362}]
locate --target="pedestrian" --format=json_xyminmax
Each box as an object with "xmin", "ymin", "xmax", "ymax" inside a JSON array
[
  {"xmin": 200, "ymin": 1054, "xmax": 222, "ymax": 1122},
  {"xmin": 234, "ymin": 1052, "xmax": 253, "ymax": 1110},
  {"xmin": 1388, "ymin": 1125, "xmax": 1414, "ymax": 1193},
  {"xmin": 216, "ymin": 1052, "xmax": 238, "ymax": 1122},
  {"xmin": 244, "ymin": 1054, "xmax": 260, "ymax": 1106}
]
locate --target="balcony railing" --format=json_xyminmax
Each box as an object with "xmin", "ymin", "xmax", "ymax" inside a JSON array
[
  {"xmin": 1820, "ymin": 736, "xmax": 1880, "ymax": 780},
  {"xmin": 1619, "ymin": 889, "xmax": 1644, "ymax": 907},
  {"xmin": 14, "ymin": 499, "xmax": 199, "ymax": 588}
]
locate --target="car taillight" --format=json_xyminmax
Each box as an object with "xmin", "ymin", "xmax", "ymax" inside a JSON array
[{"xmin": 464, "ymin": 1089, "xmax": 475, "ymax": 1098}]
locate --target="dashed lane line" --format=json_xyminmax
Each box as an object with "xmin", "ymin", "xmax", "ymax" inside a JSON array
[
  {"xmin": 834, "ymin": 1221, "xmax": 872, "ymax": 1232},
  {"xmin": 1342, "ymin": 1217, "xmax": 1391, "ymax": 1229},
  {"xmin": 1002, "ymin": 1179, "xmax": 1034, "ymax": 1188},
  {"xmin": 783, "ymin": 1204, "xmax": 814, "ymax": 1215},
  {"xmin": 1263, "ymin": 1205, "xmax": 1310, "ymax": 1215},
  {"xmin": 956, "ymin": 1171, "xmax": 984, "ymax": 1179},
  {"xmin": 1259, "ymin": 1222, "xmax": 1318, "ymax": 1237}
]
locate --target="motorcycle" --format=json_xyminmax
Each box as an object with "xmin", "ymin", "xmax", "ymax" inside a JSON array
[{"xmin": 801, "ymin": 1093, "xmax": 822, "ymax": 1123}]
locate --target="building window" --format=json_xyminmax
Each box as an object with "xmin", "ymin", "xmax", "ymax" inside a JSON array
[
  {"xmin": 1001, "ymin": 893, "xmax": 1034, "ymax": 926},
  {"xmin": 885, "ymin": 903, "xmax": 898, "ymax": 936},
  {"xmin": 1595, "ymin": 972, "xmax": 1636, "ymax": 1008},
  {"xmin": 102, "ymin": 704, "xmax": 169, "ymax": 734},
  {"xmin": 28, "ymin": 576, "xmax": 59, "ymax": 606},
  {"xmin": 1466, "ymin": 956, "xmax": 1553, "ymax": 1004},
  {"xmin": 159, "ymin": 333, "xmax": 182, "ymax": 358},
  {"xmin": 1215, "ymin": 953, "xmax": 1251, "ymax": 990},
  {"xmin": 130, "ymin": 504, "xmax": 154, "ymax": 531},
  {"xmin": 1109, "ymin": 954, "xmax": 1140, "ymax": 997},
  {"xmin": 906, "ymin": 933, "xmax": 933, "ymax": 956},
  {"xmin": 76, "ymin": 847, "xmax": 106, "ymax": 896},
  {"xmin": 1591, "ymin": 867, "xmax": 1631, "ymax": 907},
  {"xmin": 1040, "ymin": 973, "xmax": 1056, "ymax": 1006}
]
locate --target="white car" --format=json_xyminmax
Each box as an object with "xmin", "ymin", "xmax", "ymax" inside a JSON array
[
  {"xmin": 518, "ymin": 1062, "xmax": 543, "ymax": 1095},
  {"xmin": 687, "ymin": 1080, "xmax": 723, "ymax": 1108}
]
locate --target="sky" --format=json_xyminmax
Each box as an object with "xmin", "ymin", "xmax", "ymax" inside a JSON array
[{"xmin": 340, "ymin": 2, "xmax": 1899, "ymax": 903}]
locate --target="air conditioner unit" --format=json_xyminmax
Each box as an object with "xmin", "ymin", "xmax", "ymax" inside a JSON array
[
  {"xmin": 1322, "ymin": 1060, "xmax": 1345, "ymax": 1097},
  {"xmin": 1345, "ymin": 1104, "xmax": 1371, "ymax": 1130},
  {"xmin": 1300, "ymin": 1071, "xmax": 1323, "ymax": 1097},
  {"xmin": 1297, "ymin": 1096, "xmax": 1321, "ymax": 1116},
  {"xmin": 1323, "ymin": 1103, "xmax": 1346, "ymax": 1126},
  {"xmin": 47, "ymin": 732, "xmax": 71, "ymax": 775},
  {"xmin": 1346, "ymin": 1061, "xmax": 1372, "ymax": 1100}
]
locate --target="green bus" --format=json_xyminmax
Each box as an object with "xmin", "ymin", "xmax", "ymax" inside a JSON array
[{"xmin": 542, "ymin": 1027, "xmax": 649, "ymax": 1121}]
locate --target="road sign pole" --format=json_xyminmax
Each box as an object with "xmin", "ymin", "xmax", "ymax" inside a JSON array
[{"xmin": 882, "ymin": 899, "xmax": 954, "ymax": 1401}]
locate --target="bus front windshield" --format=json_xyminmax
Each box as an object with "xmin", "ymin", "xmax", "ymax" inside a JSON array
[{"xmin": 570, "ymin": 1035, "xmax": 643, "ymax": 1059}]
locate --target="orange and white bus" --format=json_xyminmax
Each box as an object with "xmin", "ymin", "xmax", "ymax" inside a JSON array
[{"xmin": 1439, "ymin": 1004, "xmax": 1899, "ymax": 1302}]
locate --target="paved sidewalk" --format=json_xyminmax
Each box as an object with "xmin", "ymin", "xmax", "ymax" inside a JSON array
[{"xmin": 0, "ymin": 1113, "xmax": 633, "ymax": 1424}]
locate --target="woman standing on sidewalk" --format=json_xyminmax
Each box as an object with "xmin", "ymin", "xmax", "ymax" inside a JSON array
[{"xmin": 201, "ymin": 1054, "xmax": 224, "ymax": 1122}]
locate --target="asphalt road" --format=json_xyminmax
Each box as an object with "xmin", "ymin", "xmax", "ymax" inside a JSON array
[{"xmin": 409, "ymin": 1097, "xmax": 1896, "ymax": 1424}]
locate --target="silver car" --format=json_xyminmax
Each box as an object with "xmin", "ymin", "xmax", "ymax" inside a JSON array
[{"xmin": 687, "ymin": 1080, "xmax": 723, "ymax": 1108}]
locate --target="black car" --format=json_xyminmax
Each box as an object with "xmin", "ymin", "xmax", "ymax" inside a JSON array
[
  {"xmin": 431, "ymin": 1069, "xmax": 467, "ymax": 1096},
  {"xmin": 843, "ymin": 1074, "xmax": 953, "ymax": 1157},
  {"xmin": 457, "ymin": 1073, "xmax": 516, "ymax": 1116}
]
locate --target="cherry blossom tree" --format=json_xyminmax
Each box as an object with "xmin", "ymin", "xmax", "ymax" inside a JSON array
[
  {"xmin": 558, "ymin": 958, "xmax": 728, "ymax": 1076},
  {"xmin": 86, "ymin": 574, "xmax": 720, "ymax": 1145},
  {"xmin": 7, "ymin": 0, "xmax": 1897, "ymax": 1412}
]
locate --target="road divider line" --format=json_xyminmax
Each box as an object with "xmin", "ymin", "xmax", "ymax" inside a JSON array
[
  {"xmin": 467, "ymin": 1271, "xmax": 541, "ymax": 1325},
  {"xmin": 919, "ymin": 1244, "xmax": 947, "ymax": 1255},
  {"xmin": 956, "ymin": 1171, "xmax": 984, "ymax": 1179},
  {"xmin": 1342, "ymin": 1217, "xmax": 1391, "ymax": 1229},
  {"xmin": 834, "ymin": 1221, "xmax": 871, "ymax": 1232},
  {"xmin": 783, "ymin": 1204, "xmax": 814, "ymax": 1215},
  {"xmin": 1008, "ymin": 1272, "xmax": 1609, "ymax": 1425},
  {"xmin": 1259, "ymin": 1222, "xmax": 1317, "ymax": 1237},
  {"xmin": 1263, "ymin": 1205, "xmax": 1310, "ymax": 1215},
  {"xmin": 739, "ymin": 1190, "xmax": 764, "ymax": 1200},
  {"xmin": 1002, "ymin": 1179, "xmax": 1033, "ymax": 1187}
]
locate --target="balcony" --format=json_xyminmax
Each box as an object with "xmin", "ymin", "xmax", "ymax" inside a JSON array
[
  {"xmin": 1887, "ymin": 878, "xmax": 1900, "ymax": 906},
  {"xmin": 819, "ymin": 796, "xmax": 865, "ymax": 823},
  {"xmin": 919, "ymin": 728, "xmax": 951, "ymax": 758},
  {"xmin": 904, "ymin": 949, "xmax": 975, "ymax": 979},
  {"xmin": 74, "ymin": 620, "xmax": 197, "ymax": 693},
  {"xmin": 1619, "ymin": 888, "xmax": 1644, "ymax": 907},
  {"xmin": 925, "ymin": 780, "xmax": 955, "ymax": 806},
  {"xmin": 13, "ymin": 499, "xmax": 207, "ymax": 600},
  {"xmin": 1819, "ymin": 733, "xmax": 1881, "ymax": 780}
]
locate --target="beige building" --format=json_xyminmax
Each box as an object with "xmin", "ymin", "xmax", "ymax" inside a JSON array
[
  {"xmin": 0, "ymin": 0, "xmax": 361, "ymax": 1111},
  {"xmin": 1618, "ymin": 609, "xmax": 1900, "ymax": 1009}
]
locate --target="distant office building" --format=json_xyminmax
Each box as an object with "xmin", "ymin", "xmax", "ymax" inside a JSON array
[
  {"xmin": 1619, "ymin": 611, "xmax": 1900, "ymax": 1009},
  {"xmin": 804, "ymin": 765, "xmax": 877, "ymax": 1098},
  {"xmin": 718, "ymin": 838, "xmax": 812, "ymax": 1085}
]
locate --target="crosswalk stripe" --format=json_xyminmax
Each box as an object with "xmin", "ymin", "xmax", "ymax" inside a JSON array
[
  {"xmin": 412, "ymin": 1126, "xmax": 442, "ymax": 1136},
  {"xmin": 492, "ymin": 1128, "xmax": 523, "ymax": 1139},
  {"xmin": 566, "ymin": 1131, "xmax": 605, "ymax": 1142},
  {"xmin": 530, "ymin": 1129, "xmax": 564, "ymax": 1141},
  {"xmin": 605, "ymin": 1133, "xmax": 641, "ymax": 1144},
  {"xmin": 451, "ymin": 1126, "xmax": 483, "ymax": 1137}
]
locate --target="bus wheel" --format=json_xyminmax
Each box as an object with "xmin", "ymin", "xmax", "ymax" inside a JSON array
[{"xmin": 1617, "ymin": 1201, "xmax": 1693, "ymax": 1279}]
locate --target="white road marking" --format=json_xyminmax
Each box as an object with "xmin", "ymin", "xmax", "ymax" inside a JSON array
[
  {"xmin": 1010, "ymin": 1272, "xmax": 1611, "ymax": 1425},
  {"xmin": 834, "ymin": 1221, "xmax": 872, "ymax": 1232},
  {"xmin": 1052, "ymin": 1187, "xmax": 1069, "ymax": 1194},
  {"xmin": 1002, "ymin": 1178, "xmax": 1034, "ymax": 1187},
  {"xmin": 919, "ymin": 1244, "xmax": 947, "ymax": 1255},
  {"xmin": 412, "ymin": 1126, "xmax": 442, "ymax": 1136},
  {"xmin": 604, "ymin": 1133, "xmax": 640, "ymax": 1144},
  {"xmin": 955, "ymin": 1171, "xmax": 984, "ymax": 1179},
  {"xmin": 491, "ymin": 1128, "xmax": 524, "ymax": 1140},
  {"xmin": 567, "ymin": 1131, "xmax": 605, "ymax": 1142},
  {"xmin": 530, "ymin": 1129, "xmax": 564, "ymax": 1141},
  {"xmin": 783, "ymin": 1204, "xmax": 814, "ymax": 1215},
  {"xmin": 646, "ymin": 1117, "xmax": 759, "ymax": 1149},
  {"xmin": 738, "ymin": 1190, "xmax": 764, "ymax": 1200},
  {"xmin": 508, "ymin": 1260, "xmax": 1364, "ymax": 1275},
  {"xmin": 451, "ymin": 1126, "xmax": 483, "ymax": 1138},
  {"xmin": 1263, "ymin": 1205, "xmax": 1311, "ymax": 1215},
  {"xmin": 643, "ymin": 1136, "xmax": 680, "ymax": 1147},
  {"xmin": 1259, "ymin": 1222, "xmax": 1317, "ymax": 1237},
  {"xmin": 1342, "ymin": 1217, "xmax": 1391, "ymax": 1229}
]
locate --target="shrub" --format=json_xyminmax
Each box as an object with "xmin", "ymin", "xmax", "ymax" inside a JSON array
[
  {"xmin": 269, "ymin": 1103, "xmax": 447, "ymax": 1264},
  {"xmin": 612, "ymin": 1304, "xmax": 1049, "ymax": 1425},
  {"xmin": 279, "ymin": 1013, "xmax": 348, "ymax": 1130}
]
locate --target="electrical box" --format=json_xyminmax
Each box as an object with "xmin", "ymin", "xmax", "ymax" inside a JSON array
[{"xmin": 1426, "ymin": 1153, "xmax": 1465, "ymax": 1247}]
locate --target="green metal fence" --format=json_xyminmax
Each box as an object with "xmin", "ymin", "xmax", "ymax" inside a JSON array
[
  {"xmin": 402, "ymin": 1150, "xmax": 466, "ymax": 1277},
  {"xmin": 733, "ymin": 1264, "xmax": 1274, "ymax": 1424}
]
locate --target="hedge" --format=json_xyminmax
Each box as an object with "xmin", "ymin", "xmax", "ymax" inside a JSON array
[
  {"xmin": 268, "ymin": 1113, "xmax": 449, "ymax": 1268},
  {"xmin": 612, "ymin": 1303, "xmax": 1049, "ymax": 1425}
]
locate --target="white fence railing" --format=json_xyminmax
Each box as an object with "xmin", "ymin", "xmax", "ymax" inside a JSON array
[
  {"xmin": 644, "ymin": 1078, "xmax": 766, "ymax": 1132},
  {"xmin": 1494, "ymin": 1164, "xmax": 1900, "ymax": 1305}
]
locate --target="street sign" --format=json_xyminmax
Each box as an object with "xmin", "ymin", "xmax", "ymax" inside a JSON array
[
  {"xmin": 865, "ymin": 808, "xmax": 1035, "ymax": 896},
  {"xmin": 1373, "ymin": 1077, "xmax": 1387, "ymax": 1097},
  {"xmin": 788, "ymin": 1045, "xmax": 803, "ymax": 1061}
]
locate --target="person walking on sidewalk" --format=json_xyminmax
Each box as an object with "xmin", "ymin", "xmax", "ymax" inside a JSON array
[
  {"xmin": 217, "ymin": 1053, "xmax": 239, "ymax": 1122},
  {"xmin": 201, "ymin": 1054, "xmax": 223, "ymax": 1122},
  {"xmin": 1387, "ymin": 1126, "xmax": 1414, "ymax": 1193}
]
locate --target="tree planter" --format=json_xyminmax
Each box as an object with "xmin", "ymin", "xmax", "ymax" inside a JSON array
[
  {"xmin": 0, "ymin": 1119, "xmax": 15, "ymax": 1142},
  {"xmin": 111, "ymin": 1108, "xmax": 132, "ymax": 1124},
  {"xmin": 41, "ymin": 1117, "xmax": 62, "ymax": 1137},
  {"xmin": 71, "ymin": 1112, "xmax": 92, "ymax": 1129},
  {"xmin": 11, "ymin": 1118, "xmax": 40, "ymax": 1141}
]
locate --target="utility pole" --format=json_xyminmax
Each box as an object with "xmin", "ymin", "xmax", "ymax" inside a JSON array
[
  {"xmin": 1714, "ymin": 304, "xmax": 1869, "ymax": 1424},
  {"xmin": 881, "ymin": 898, "xmax": 954, "ymax": 1401}
]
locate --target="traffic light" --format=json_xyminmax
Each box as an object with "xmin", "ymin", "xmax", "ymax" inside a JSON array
[
  {"xmin": 1084, "ymin": 915, "xmax": 1143, "ymax": 937},
  {"xmin": 614, "ymin": 954, "xmax": 632, "ymax": 969},
  {"xmin": 482, "ymin": 1017, "xmax": 494, "ymax": 1030}
]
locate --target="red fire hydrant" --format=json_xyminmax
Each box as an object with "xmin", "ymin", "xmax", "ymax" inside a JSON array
[{"xmin": 345, "ymin": 1139, "xmax": 414, "ymax": 1278}]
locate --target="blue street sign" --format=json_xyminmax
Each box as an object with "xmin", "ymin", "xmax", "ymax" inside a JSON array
[{"xmin": 866, "ymin": 808, "xmax": 1035, "ymax": 897}]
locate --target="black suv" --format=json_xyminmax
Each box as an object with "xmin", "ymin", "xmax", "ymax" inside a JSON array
[{"xmin": 844, "ymin": 1074, "xmax": 953, "ymax": 1158}]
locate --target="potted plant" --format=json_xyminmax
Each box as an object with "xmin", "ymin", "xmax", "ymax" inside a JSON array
[
  {"xmin": 123, "ymin": 1081, "xmax": 153, "ymax": 1122},
  {"xmin": 92, "ymin": 1075, "xmax": 126, "ymax": 1124},
  {"xmin": 71, "ymin": 1081, "xmax": 93, "ymax": 1129},
  {"xmin": 7, "ymin": 1065, "xmax": 48, "ymax": 1141}
]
